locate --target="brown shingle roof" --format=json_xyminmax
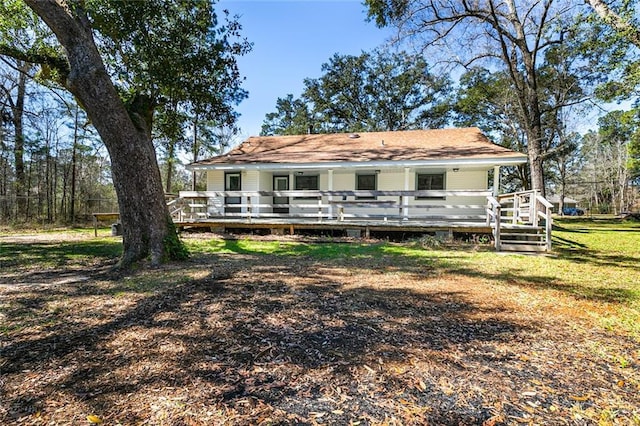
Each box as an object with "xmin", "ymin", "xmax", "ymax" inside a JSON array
[{"xmin": 191, "ymin": 127, "xmax": 526, "ymax": 166}]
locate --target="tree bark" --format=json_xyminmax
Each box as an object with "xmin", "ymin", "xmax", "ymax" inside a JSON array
[
  {"xmin": 70, "ymin": 106, "xmax": 78, "ymax": 223},
  {"xmin": 585, "ymin": 0, "xmax": 640, "ymax": 49},
  {"xmin": 25, "ymin": 0, "xmax": 172, "ymax": 266},
  {"xmin": 165, "ymin": 141, "xmax": 174, "ymax": 194},
  {"xmin": 10, "ymin": 61, "xmax": 27, "ymax": 219},
  {"xmin": 192, "ymin": 114, "xmax": 199, "ymax": 191},
  {"xmin": 505, "ymin": 1, "xmax": 546, "ymax": 195},
  {"xmin": 526, "ymin": 123, "xmax": 546, "ymax": 195}
]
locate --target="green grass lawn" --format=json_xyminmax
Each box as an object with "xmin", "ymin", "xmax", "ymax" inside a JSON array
[
  {"xmin": 3, "ymin": 219, "xmax": 639, "ymax": 338},
  {"xmin": 187, "ymin": 218, "xmax": 640, "ymax": 339},
  {"xmin": 2, "ymin": 219, "xmax": 639, "ymax": 424},
  {"xmin": 0, "ymin": 229, "xmax": 122, "ymax": 269},
  {"xmin": 186, "ymin": 219, "xmax": 640, "ymax": 303}
]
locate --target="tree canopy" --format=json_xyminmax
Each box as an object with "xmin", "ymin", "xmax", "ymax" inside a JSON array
[
  {"xmin": 261, "ymin": 50, "xmax": 450, "ymax": 136},
  {"xmin": 0, "ymin": 0, "xmax": 249, "ymax": 267},
  {"xmin": 575, "ymin": 0, "xmax": 640, "ymax": 103},
  {"xmin": 88, "ymin": 0, "xmax": 250, "ymax": 131},
  {"xmin": 364, "ymin": 0, "xmax": 591, "ymax": 194}
]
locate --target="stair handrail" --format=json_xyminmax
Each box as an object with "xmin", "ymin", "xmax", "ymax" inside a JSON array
[
  {"xmin": 486, "ymin": 196, "xmax": 502, "ymax": 251},
  {"xmin": 490, "ymin": 191, "xmax": 554, "ymax": 252},
  {"xmin": 497, "ymin": 190, "xmax": 538, "ymax": 225},
  {"xmin": 486, "ymin": 196, "xmax": 501, "ymax": 222},
  {"xmin": 535, "ymin": 194, "xmax": 553, "ymax": 250},
  {"xmin": 167, "ymin": 197, "xmax": 186, "ymax": 222}
]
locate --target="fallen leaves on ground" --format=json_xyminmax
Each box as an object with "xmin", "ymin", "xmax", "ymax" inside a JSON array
[{"xmin": 1, "ymin": 236, "xmax": 638, "ymax": 425}]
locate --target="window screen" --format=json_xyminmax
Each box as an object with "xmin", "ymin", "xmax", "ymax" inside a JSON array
[
  {"xmin": 356, "ymin": 174, "xmax": 377, "ymax": 200},
  {"xmin": 416, "ymin": 173, "xmax": 445, "ymax": 199},
  {"xmin": 294, "ymin": 175, "xmax": 319, "ymax": 190}
]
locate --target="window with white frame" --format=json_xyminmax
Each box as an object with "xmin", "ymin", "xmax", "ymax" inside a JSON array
[
  {"xmin": 356, "ymin": 173, "xmax": 377, "ymax": 200},
  {"xmin": 294, "ymin": 175, "xmax": 319, "ymax": 191},
  {"xmin": 416, "ymin": 173, "xmax": 445, "ymax": 199},
  {"xmin": 294, "ymin": 174, "xmax": 319, "ymax": 199}
]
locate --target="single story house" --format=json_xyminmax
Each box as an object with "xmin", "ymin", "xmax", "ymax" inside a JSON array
[
  {"xmin": 184, "ymin": 127, "xmax": 528, "ymax": 222},
  {"xmin": 546, "ymin": 195, "xmax": 582, "ymax": 213},
  {"xmin": 176, "ymin": 127, "xmax": 553, "ymax": 251}
]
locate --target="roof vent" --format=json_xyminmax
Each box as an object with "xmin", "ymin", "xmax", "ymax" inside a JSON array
[
  {"xmin": 348, "ymin": 133, "xmax": 360, "ymax": 139},
  {"xmin": 381, "ymin": 140, "xmax": 385, "ymax": 146}
]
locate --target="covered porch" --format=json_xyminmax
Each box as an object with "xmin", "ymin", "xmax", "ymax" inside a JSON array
[
  {"xmin": 169, "ymin": 189, "xmax": 553, "ymax": 252},
  {"xmin": 181, "ymin": 128, "xmax": 548, "ymax": 250}
]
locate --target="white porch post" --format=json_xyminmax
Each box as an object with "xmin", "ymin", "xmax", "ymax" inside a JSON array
[
  {"xmin": 493, "ymin": 166, "xmax": 500, "ymax": 197},
  {"xmin": 256, "ymin": 171, "xmax": 261, "ymax": 217},
  {"xmin": 241, "ymin": 171, "xmax": 247, "ymax": 217},
  {"xmin": 403, "ymin": 167, "xmax": 410, "ymax": 220},
  {"xmin": 289, "ymin": 172, "xmax": 294, "ymax": 217},
  {"xmin": 328, "ymin": 169, "xmax": 334, "ymax": 219}
]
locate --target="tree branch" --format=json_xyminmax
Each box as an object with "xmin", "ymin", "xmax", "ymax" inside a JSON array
[
  {"xmin": 0, "ymin": 43, "xmax": 69, "ymax": 83},
  {"xmin": 585, "ymin": 0, "xmax": 640, "ymax": 48}
]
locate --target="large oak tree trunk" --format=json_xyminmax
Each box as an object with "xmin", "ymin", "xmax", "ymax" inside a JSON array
[
  {"xmin": 526, "ymin": 122, "xmax": 545, "ymax": 195},
  {"xmin": 523, "ymin": 63, "xmax": 546, "ymax": 196},
  {"xmin": 25, "ymin": 0, "xmax": 172, "ymax": 266}
]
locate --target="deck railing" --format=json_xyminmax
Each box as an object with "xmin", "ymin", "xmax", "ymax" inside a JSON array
[
  {"xmin": 487, "ymin": 190, "xmax": 553, "ymax": 250},
  {"xmin": 486, "ymin": 196, "xmax": 502, "ymax": 250},
  {"xmin": 172, "ymin": 188, "xmax": 552, "ymax": 251},
  {"xmin": 173, "ymin": 189, "xmax": 492, "ymax": 223}
]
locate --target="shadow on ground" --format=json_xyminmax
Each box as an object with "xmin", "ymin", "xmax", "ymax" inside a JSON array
[
  {"xmin": 1, "ymin": 252, "xmax": 526, "ymax": 424},
  {"xmin": 2, "ymin": 232, "xmax": 639, "ymax": 424}
]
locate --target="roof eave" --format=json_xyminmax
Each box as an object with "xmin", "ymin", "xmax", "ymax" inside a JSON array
[{"xmin": 186, "ymin": 156, "xmax": 528, "ymax": 171}]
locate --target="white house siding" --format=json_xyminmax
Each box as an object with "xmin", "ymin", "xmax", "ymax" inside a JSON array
[
  {"xmin": 410, "ymin": 168, "xmax": 488, "ymax": 219},
  {"xmin": 205, "ymin": 170, "xmax": 260, "ymax": 215},
  {"xmin": 447, "ymin": 169, "xmax": 487, "ymax": 190},
  {"xmin": 379, "ymin": 170, "xmax": 406, "ymax": 191},
  {"xmin": 331, "ymin": 170, "xmax": 352, "ymax": 191},
  {"xmin": 206, "ymin": 170, "xmax": 223, "ymax": 191},
  {"xmin": 328, "ymin": 168, "xmax": 489, "ymax": 219},
  {"xmin": 379, "ymin": 170, "xmax": 406, "ymax": 214},
  {"xmin": 257, "ymin": 171, "xmax": 272, "ymax": 215},
  {"xmin": 243, "ymin": 171, "xmax": 260, "ymax": 215},
  {"xmin": 206, "ymin": 170, "xmax": 225, "ymax": 216},
  {"xmin": 204, "ymin": 167, "xmax": 489, "ymax": 220},
  {"xmin": 336, "ymin": 168, "xmax": 402, "ymax": 218}
]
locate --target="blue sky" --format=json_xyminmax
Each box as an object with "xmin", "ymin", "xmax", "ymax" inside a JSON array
[{"xmin": 218, "ymin": 0, "xmax": 395, "ymax": 139}]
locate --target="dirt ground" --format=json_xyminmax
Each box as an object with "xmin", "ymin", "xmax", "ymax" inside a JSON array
[{"xmin": 1, "ymin": 233, "xmax": 639, "ymax": 425}]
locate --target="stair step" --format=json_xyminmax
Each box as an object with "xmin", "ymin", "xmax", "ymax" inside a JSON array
[
  {"xmin": 500, "ymin": 232, "xmax": 545, "ymax": 238},
  {"xmin": 501, "ymin": 239, "xmax": 546, "ymax": 245},
  {"xmin": 499, "ymin": 244, "xmax": 548, "ymax": 252}
]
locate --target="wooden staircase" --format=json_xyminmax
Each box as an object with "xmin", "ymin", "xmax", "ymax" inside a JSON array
[
  {"xmin": 486, "ymin": 190, "xmax": 553, "ymax": 253},
  {"xmin": 499, "ymin": 225, "xmax": 549, "ymax": 252}
]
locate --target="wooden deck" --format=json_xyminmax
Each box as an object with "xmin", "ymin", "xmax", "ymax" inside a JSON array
[
  {"xmin": 173, "ymin": 216, "xmax": 495, "ymax": 237},
  {"xmin": 87, "ymin": 190, "xmax": 552, "ymax": 251},
  {"xmin": 170, "ymin": 189, "xmax": 553, "ymax": 251}
]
